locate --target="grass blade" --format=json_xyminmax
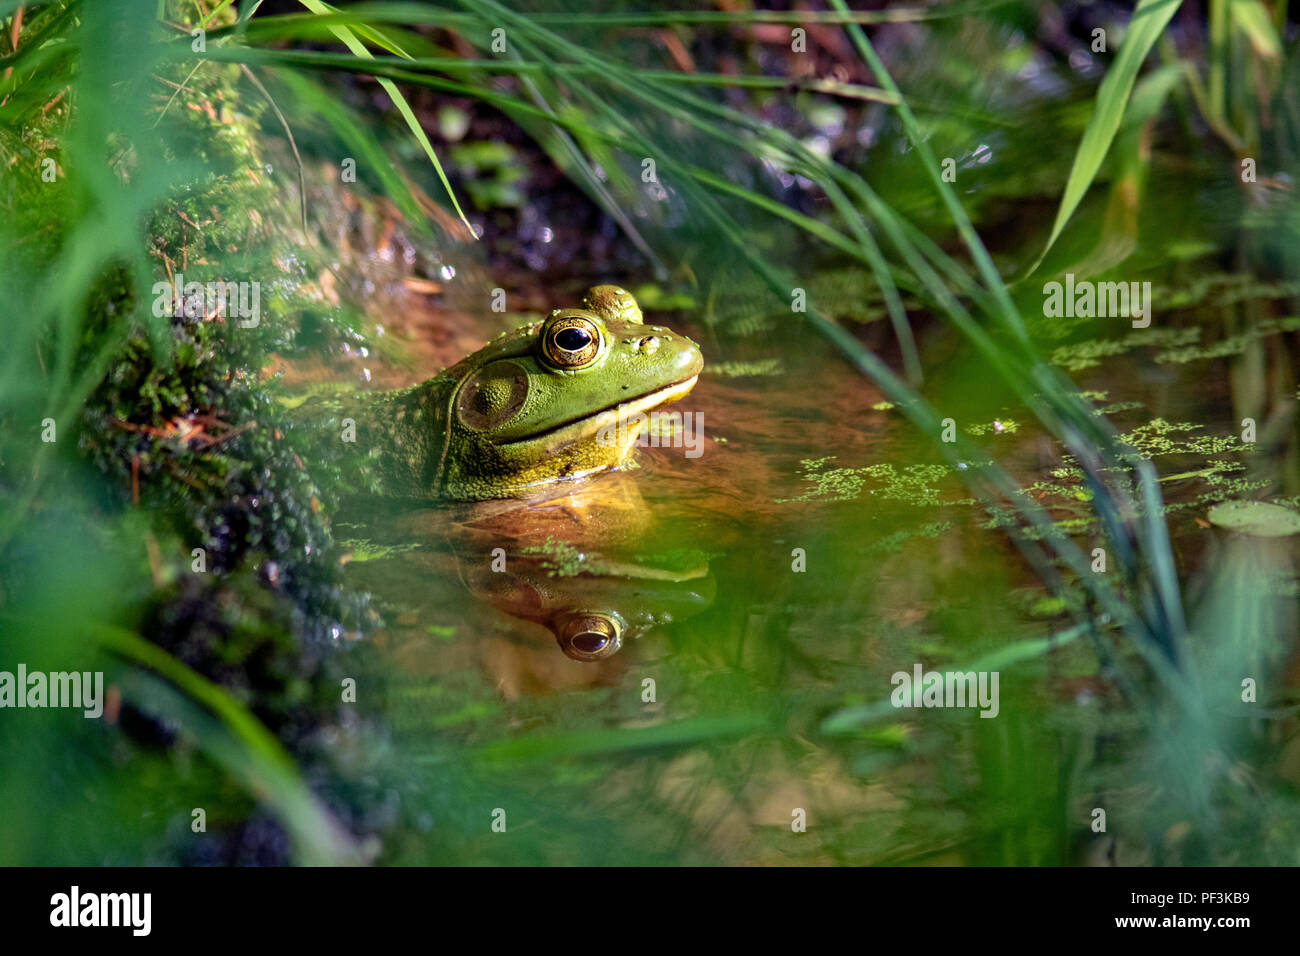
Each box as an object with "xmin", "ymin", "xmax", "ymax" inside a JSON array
[
  {"xmin": 1027, "ymin": 0, "xmax": 1184, "ymax": 274},
  {"xmin": 95, "ymin": 625, "xmax": 364, "ymax": 865},
  {"xmin": 296, "ymin": 0, "xmax": 475, "ymax": 236}
]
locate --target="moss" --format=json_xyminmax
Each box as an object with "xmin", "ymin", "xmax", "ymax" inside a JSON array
[
  {"xmin": 1050, "ymin": 327, "xmax": 1199, "ymax": 372},
  {"xmin": 0, "ymin": 0, "xmax": 406, "ymax": 863},
  {"xmin": 133, "ymin": 554, "xmax": 348, "ymax": 743},
  {"xmin": 860, "ymin": 520, "xmax": 952, "ymax": 556},
  {"xmin": 987, "ymin": 412, "xmax": 1265, "ymax": 541},
  {"xmin": 1155, "ymin": 316, "xmax": 1300, "ymax": 364},
  {"xmin": 66, "ymin": 7, "xmax": 382, "ymax": 639},
  {"xmin": 1093, "ymin": 400, "xmax": 1145, "ymax": 416},
  {"xmin": 1117, "ymin": 418, "xmax": 1242, "ymax": 459},
  {"xmin": 338, "ymin": 539, "xmax": 421, "ymax": 563},
  {"xmin": 779, "ymin": 456, "xmax": 975, "ymax": 506},
  {"xmin": 964, "ymin": 419, "xmax": 1020, "ymax": 436},
  {"xmin": 520, "ymin": 537, "xmax": 616, "ymax": 577},
  {"xmin": 78, "ymin": 262, "xmax": 361, "ymax": 642},
  {"xmin": 703, "ymin": 358, "xmax": 785, "ymax": 378}
]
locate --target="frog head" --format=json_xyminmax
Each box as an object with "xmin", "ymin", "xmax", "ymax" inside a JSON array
[{"xmin": 433, "ymin": 287, "xmax": 702, "ymax": 499}]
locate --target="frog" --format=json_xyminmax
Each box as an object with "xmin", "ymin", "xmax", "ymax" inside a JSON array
[{"xmin": 291, "ymin": 286, "xmax": 703, "ymax": 501}]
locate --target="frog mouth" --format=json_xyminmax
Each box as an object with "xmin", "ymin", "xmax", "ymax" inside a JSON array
[
  {"xmin": 611, "ymin": 374, "xmax": 699, "ymax": 421},
  {"xmin": 500, "ymin": 374, "xmax": 699, "ymax": 447}
]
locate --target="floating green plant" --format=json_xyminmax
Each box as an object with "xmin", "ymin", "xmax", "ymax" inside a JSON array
[{"xmin": 780, "ymin": 457, "xmax": 975, "ymax": 507}]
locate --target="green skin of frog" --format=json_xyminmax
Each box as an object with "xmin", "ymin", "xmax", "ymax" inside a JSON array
[{"xmin": 296, "ymin": 286, "xmax": 703, "ymax": 501}]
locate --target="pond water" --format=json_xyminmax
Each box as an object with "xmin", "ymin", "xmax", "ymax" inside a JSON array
[{"xmin": 286, "ymin": 272, "xmax": 1296, "ymax": 865}]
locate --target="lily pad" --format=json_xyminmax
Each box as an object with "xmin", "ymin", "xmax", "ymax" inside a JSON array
[{"xmin": 1206, "ymin": 501, "xmax": 1300, "ymax": 537}]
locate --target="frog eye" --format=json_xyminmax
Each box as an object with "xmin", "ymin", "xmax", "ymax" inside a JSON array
[
  {"xmin": 541, "ymin": 315, "xmax": 602, "ymax": 369},
  {"xmin": 556, "ymin": 613, "xmax": 623, "ymax": 661}
]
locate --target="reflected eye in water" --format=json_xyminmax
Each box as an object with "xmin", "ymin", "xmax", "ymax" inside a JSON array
[
  {"xmin": 556, "ymin": 612, "xmax": 624, "ymax": 661},
  {"xmin": 541, "ymin": 314, "xmax": 602, "ymax": 369}
]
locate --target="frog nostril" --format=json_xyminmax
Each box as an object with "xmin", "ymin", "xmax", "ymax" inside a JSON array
[{"xmin": 637, "ymin": 335, "xmax": 660, "ymax": 355}]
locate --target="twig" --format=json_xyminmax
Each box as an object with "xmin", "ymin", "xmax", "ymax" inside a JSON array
[
  {"xmin": 152, "ymin": 60, "xmax": 206, "ymax": 127},
  {"xmin": 1, "ymin": 4, "xmax": 24, "ymax": 106},
  {"xmin": 238, "ymin": 63, "xmax": 309, "ymax": 240}
]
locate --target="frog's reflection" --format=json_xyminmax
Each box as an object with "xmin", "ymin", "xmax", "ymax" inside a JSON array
[
  {"xmin": 361, "ymin": 472, "xmax": 717, "ymax": 667},
  {"xmin": 445, "ymin": 473, "xmax": 715, "ymax": 661},
  {"xmin": 456, "ymin": 543, "xmax": 715, "ymax": 662}
]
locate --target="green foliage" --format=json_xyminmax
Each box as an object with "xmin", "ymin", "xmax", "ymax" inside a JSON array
[
  {"xmin": 2, "ymin": 0, "xmax": 1297, "ymax": 867},
  {"xmin": 1031, "ymin": 0, "xmax": 1184, "ymax": 271},
  {"xmin": 0, "ymin": 0, "xmax": 383, "ymax": 864}
]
